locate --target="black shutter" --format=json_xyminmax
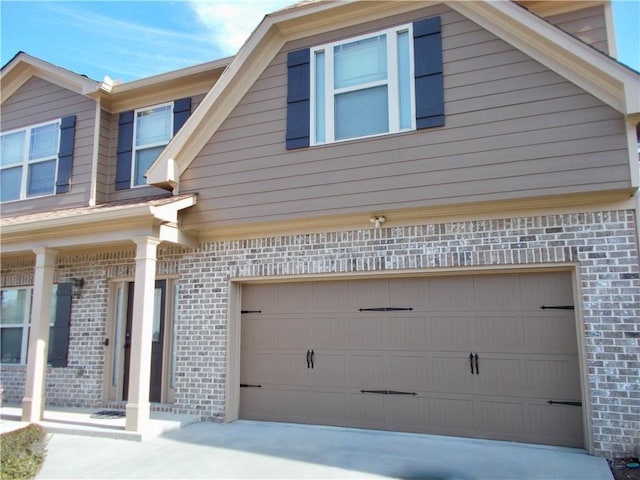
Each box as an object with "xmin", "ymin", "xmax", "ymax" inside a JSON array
[
  {"xmin": 173, "ymin": 97, "xmax": 192, "ymax": 134},
  {"xmin": 286, "ymin": 49, "xmax": 310, "ymax": 149},
  {"xmin": 48, "ymin": 283, "xmax": 72, "ymax": 368},
  {"xmin": 413, "ymin": 16, "xmax": 444, "ymax": 129},
  {"xmin": 115, "ymin": 110, "xmax": 134, "ymax": 190},
  {"xmin": 56, "ymin": 115, "xmax": 76, "ymax": 194}
]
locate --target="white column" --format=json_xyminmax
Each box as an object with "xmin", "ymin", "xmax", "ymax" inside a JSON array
[
  {"xmin": 22, "ymin": 248, "xmax": 58, "ymax": 422},
  {"xmin": 125, "ymin": 236, "xmax": 161, "ymax": 433}
]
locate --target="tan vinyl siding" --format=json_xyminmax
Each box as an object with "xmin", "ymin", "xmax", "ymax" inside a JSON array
[
  {"xmin": 1, "ymin": 77, "xmax": 96, "ymax": 215},
  {"xmin": 95, "ymin": 109, "xmax": 113, "ymax": 204},
  {"xmin": 106, "ymin": 93, "xmax": 206, "ymax": 202},
  {"xmin": 179, "ymin": 5, "xmax": 630, "ymax": 230},
  {"xmin": 546, "ymin": 5, "xmax": 609, "ymax": 54}
]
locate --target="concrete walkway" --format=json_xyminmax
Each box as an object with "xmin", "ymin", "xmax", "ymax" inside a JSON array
[{"xmin": 35, "ymin": 420, "xmax": 612, "ymax": 480}]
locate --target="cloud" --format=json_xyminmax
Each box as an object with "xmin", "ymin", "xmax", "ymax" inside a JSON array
[{"xmin": 189, "ymin": 0, "xmax": 292, "ymax": 55}]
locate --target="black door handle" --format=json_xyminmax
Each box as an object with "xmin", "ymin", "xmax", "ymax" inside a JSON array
[
  {"xmin": 474, "ymin": 353, "xmax": 479, "ymax": 375},
  {"xmin": 469, "ymin": 353, "xmax": 474, "ymax": 375},
  {"xmin": 310, "ymin": 350, "xmax": 314, "ymax": 369},
  {"xmin": 306, "ymin": 350, "xmax": 310, "ymax": 369}
]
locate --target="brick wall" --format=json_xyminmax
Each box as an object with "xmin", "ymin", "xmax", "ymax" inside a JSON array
[{"xmin": 1, "ymin": 209, "xmax": 638, "ymax": 457}]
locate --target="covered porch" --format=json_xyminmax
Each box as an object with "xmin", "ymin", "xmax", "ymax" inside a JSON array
[{"xmin": 0, "ymin": 194, "xmax": 197, "ymax": 437}]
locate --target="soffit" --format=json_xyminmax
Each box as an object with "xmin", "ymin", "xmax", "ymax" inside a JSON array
[{"xmin": 145, "ymin": 0, "xmax": 640, "ymax": 191}]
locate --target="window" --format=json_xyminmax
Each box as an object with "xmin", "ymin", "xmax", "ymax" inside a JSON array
[
  {"xmin": 285, "ymin": 16, "xmax": 443, "ymax": 150},
  {"xmin": 132, "ymin": 103, "xmax": 173, "ymax": 187},
  {"xmin": 0, "ymin": 121, "xmax": 61, "ymax": 202},
  {"xmin": 311, "ymin": 25, "xmax": 414, "ymax": 144},
  {"xmin": 0, "ymin": 287, "xmax": 57, "ymax": 364}
]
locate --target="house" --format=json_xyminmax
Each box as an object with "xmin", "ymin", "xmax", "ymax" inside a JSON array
[{"xmin": 1, "ymin": 0, "xmax": 639, "ymax": 459}]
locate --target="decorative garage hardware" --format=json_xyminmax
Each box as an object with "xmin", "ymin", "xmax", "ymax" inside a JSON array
[
  {"xmin": 547, "ymin": 400, "xmax": 582, "ymax": 407},
  {"xmin": 360, "ymin": 390, "xmax": 417, "ymax": 396},
  {"xmin": 241, "ymin": 310, "xmax": 262, "ymax": 314},
  {"xmin": 306, "ymin": 349, "xmax": 315, "ymax": 369},
  {"xmin": 358, "ymin": 307, "xmax": 414, "ymax": 312},
  {"xmin": 240, "ymin": 384, "xmax": 262, "ymax": 388},
  {"xmin": 539, "ymin": 305, "xmax": 574, "ymax": 310},
  {"xmin": 469, "ymin": 352, "xmax": 479, "ymax": 374}
]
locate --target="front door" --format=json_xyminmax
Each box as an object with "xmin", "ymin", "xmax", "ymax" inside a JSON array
[{"xmin": 122, "ymin": 279, "xmax": 166, "ymax": 402}]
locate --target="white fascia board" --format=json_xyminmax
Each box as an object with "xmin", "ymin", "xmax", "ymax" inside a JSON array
[{"xmin": 449, "ymin": 1, "xmax": 639, "ymax": 115}]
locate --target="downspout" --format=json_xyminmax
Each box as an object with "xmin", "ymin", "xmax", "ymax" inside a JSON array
[{"xmin": 89, "ymin": 99, "xmax": 101, "ymax": 207}]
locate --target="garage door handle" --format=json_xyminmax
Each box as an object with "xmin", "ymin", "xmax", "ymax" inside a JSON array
[
  {"xmin": 474, "ymin": 353, "xmax": 479, "ymax": 375},
  {"xmin": 306, "ymin": 350, "xmax": 311, "ymax": 369},
  {"xmin": 469, "ymin": 353, "xmax": 474, "ymax": 374},
  {"xmin": 310, "ymin": 350, "xmax": 314, "ymax": 369}
]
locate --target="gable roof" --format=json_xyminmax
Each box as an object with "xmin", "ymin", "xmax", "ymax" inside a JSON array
[{"xmin": 145, "ymin": 0, "xmax": 640, "ymax": 191}]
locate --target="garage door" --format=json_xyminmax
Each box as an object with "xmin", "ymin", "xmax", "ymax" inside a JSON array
[{"xmin": 240, "ymin": 271, "xmax": 583, "ymax": 447}]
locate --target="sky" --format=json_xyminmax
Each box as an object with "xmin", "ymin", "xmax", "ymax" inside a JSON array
[{"xmin": 1, "ymin": 0, "xmax": 639, "ymax": 83}]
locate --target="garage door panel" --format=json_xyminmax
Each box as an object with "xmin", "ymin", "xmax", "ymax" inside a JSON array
[
  {"xmin": 313, "ymin": 352, "xmax": 347, "ymax": 387},
  {"xmin": 348, "ymin": 354, "xmax": 385, "ymax": 389},
  {"xmin": 389, "ymin": 278, "xmax": 428, "ymax": 308},
  {"xmin": 429, "ymin": 276, "xmax": 474, "ymax": 306},
  {"xmin": 528, "ymin": 403, "xmax": 584, "ymax": 447},
  {"xmin": 385, "ymin": 395, "xmax": 428, "ymax": 430},
  {"xmin": 242, "ymin": 284, "xmax": 278, "ymax": 312},
  {"xmin": 524, "ymin": 357, "xmax": 581, "ymax": 398},
  {"xmin": 275, "ymin": 316, "xmax": 308, "ymax": 348},
  {"xmin": 241, "ymin": 352, "xmax": 274, "ymax": 384},
  {"xmin": 474, "ymin": 275, "xmax": 521, "ymax": 306},
  {"xmin": 474, "ymin": 315, "xmax": 522, "ymax": 352},
  {"xmin": 348, "ymin": 393, "xmax": 385, "ymax": 427},
  {"xmin": 431, "ymin": 354, "xmax": 473, "ymax": 393},
  {"xmin": 309, "ymin": 390, "xmax": 347, "ymax": 425},
  {"xmin": 240, "ymin": 387, "xmax": 275, "ymax": 420},
  {"xmin": 477, "ymin": 400, "xmax": 525, "ymax": 437},
  {"xmin": 388, "ymin": 354, "xmax": 428, "ymax": 391},
  {"xmin": 474, "ymin": 357, "xmax": 523, "ymax": 396},
  {"xmin": 242, "ymin": 316, "xmax": 276, "ymax": 348},
  {"xmin": 312, "ymin": 282, "xmax": 351, "ymax": 312},
  {"xmin": 272, "ymin": 352, "xmax": 310, "ymax": 386},
  {"xmin": 429, "ymin": 396, "xmax": 475, "ymax": 433},
  {"xmin": 430, "ymin": 315, "xmax": 472, "ymax": 350},
  {"xmin": 523, "ymin": 315, "xmax": 577, "ymax": 354},
  {"xmin": 382, "ymin": 315, "xmax": 427, "ymax": 348},
  {"xmin": 348, "ymin": 279, "xmax": 389, "ymax": 308},
  {"xmin": 348, "ymin": 316, "xmax": 382, "ymax": 348},
  {"xmin": 277, "ymin": 283, "xmax": 313, "ymax": 312},
  {"xmin": 274, "ymin": 388, "xmax": 309, "ymax": 422},
  {"xmin": 309, "ymin": 316, "xmax": 347, "ymax": 348},
  {"xmin": 519, "ymin": 272, "xmax": 574, "ymax": 306}
]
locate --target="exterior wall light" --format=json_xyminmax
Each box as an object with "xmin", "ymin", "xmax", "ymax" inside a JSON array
[
  {"xmin": 71, "ymin": 277, "xmax": 85, "ymax": 297},
  {"xmin": 370, "ymin": 215, "xmax": 386, "ymax": 228}
]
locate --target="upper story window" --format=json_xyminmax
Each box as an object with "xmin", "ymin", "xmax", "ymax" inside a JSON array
[
  {"xmin": 1, "ymin": 120, "xmax": 60, "ymax": 202},
  {"xmin": 286, "ymin": 16, "xmax": 444, "ymax": 151},
  {"xmin": 311, "ymin": 25, "xmax": 414, "ymax": 144},
  {"xmin": 115, "ymin": 98, "xmax": 191, "ymax": 191},
  {"xmin": 133, "ymin": 103, "xmax": 173, "ymax": 187}
]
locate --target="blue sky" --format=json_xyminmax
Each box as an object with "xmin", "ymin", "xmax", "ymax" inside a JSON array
[{"xmin": 1, "ymin": 0, "xmax": 639, "ymax": 82}]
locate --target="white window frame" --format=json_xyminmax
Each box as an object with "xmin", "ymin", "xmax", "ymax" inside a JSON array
[
  {"xmin": 310, "ymin": 24, "xmax": 415, "ymax": 145},
  {"xmin": 0, "ymin": 119, "xmax": 61, "ymax": 202},
  {"xmin": 0, "ymin": 286, "xmax": 58, "ymax": 365},
  {"xmin": 131, "ymin": 102, "xmax": 173, "ymax": 188}
]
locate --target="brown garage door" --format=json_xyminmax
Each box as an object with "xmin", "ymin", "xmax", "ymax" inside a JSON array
[{"xmin": 240, "ymin": 271, "xmax": 583, "ymax": 447}]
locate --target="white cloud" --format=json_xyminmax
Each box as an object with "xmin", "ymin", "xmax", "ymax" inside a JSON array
[{"xmin": 189, "ymin": 0, "xmax": 293, "ymax": 55}]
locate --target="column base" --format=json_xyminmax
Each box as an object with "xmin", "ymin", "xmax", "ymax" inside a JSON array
[
  {"xmin": 125, "ymin": 401, "xmax": 150, "ymax": 432},
  {"xmin": 21, "ymin": 397, "xmax": 43, "ymax": 423}
]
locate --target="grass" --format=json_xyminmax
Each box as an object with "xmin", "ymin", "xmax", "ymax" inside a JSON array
[{"xmin": 0, "ymin": 424, "xmax": 48, "ymax": 480}]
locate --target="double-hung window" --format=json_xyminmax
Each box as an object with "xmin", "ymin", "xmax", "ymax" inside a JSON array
[
  {"xmin": 0, "ymin": 287, "xmax": 57, "ymax": 364},
  {"xmin": 311, "ymin": 25, "xmax": 414, "ymax": 145},
  {"xmin": 132, "ymin": 103, "xmax": 173, "ymax": 187},
  {"xmin": 0, "ymin": 120, "xmax": 61, "ymax": 202}
]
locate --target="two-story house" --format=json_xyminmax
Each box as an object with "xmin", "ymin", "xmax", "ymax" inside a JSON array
[{"xmin": 1, "ymin": 0, "xmax": 638, "ymax": 459}]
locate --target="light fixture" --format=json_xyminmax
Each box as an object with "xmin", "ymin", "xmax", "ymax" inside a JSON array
[
  {"xmin": 71, "ymin": 278, "xmax": 85, "ymax": 297},
  {"xmin": 369, "ymin": 215, "xmax": 386, "ymax": 228}
]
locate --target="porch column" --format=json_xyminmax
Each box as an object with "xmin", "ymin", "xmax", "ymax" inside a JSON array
[
  {"xmin": 22, "ymin": 248, "xmax": 58, "ymax": 422},
  {"xmin": 125, "ymin": 236, "xmax": 161, "ymax": 433}
]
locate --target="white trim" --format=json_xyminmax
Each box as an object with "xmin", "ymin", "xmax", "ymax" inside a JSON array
[{"xmin": 89, "ymin": 101, "xmax": 102, "ymax": 207}]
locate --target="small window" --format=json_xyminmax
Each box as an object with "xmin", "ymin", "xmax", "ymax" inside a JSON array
[
  {"xmin": 132, "ymin": 103, "xmax": 173, "ymax": 187},
  {"xmin": 311, "ymin": 25, "xmax": 414, "ymax": 145},
  {"xmin": 0, "ymin": 120, "xmax": 61, "ymax": 202},
  {"xmin": 0, "ymin": 286, "xmax": 57, "ymax": 365}
]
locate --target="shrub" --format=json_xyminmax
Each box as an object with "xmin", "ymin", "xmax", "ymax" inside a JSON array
[{"xmin": 0, "ymin": 424, "xmax": 48, "ymax": 480}]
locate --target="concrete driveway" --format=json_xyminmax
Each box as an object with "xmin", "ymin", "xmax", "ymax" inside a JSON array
[{"xmin": 37, "ymin": 420, "xmax": 612, "ymax": 480}]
